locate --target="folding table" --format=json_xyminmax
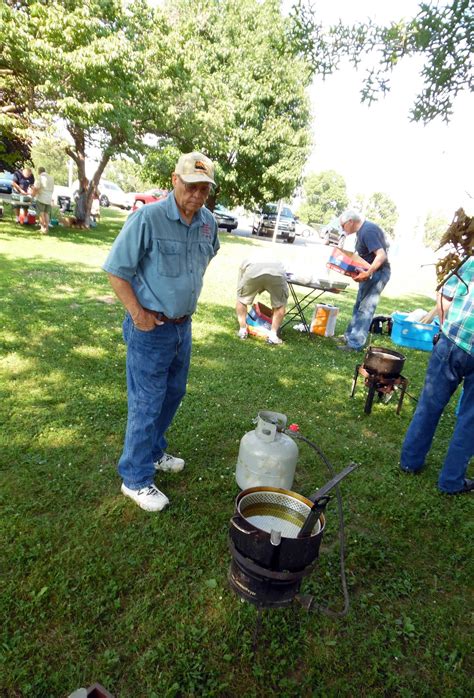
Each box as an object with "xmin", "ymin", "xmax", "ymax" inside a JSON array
[{"xmin": 280, "ymin": 277, "xmax": 348, "ymax": 335}]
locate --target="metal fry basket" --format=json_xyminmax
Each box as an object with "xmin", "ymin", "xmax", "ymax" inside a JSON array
[{"xmin": 237, "ymin": 489, "xmax": 321, "ymax": 538}]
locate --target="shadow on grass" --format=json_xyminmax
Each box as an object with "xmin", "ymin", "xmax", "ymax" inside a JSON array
[
  {"xmin": 0, "ymin": 251, "xmax": 439, "ymax": 466},
  {"xmin": 0, "ymin": 248, "xmax": 471, "ymax": 698}
]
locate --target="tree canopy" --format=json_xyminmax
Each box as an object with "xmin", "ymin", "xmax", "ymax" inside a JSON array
[
  {"xmin": 0, "ymin": 0, "xmax": 314, "ymax": 217},
  {"xmin": 423, "ymin": 210, "xmax": 451, "ymax": 249},
  {"xmin": 290, "ymin": 0, "xmax": 473, "ymax": 123},
  {"xmin": 364, "ymin": 191, "xmax": 399, "ymax": 238},
  {"xmin": 30, "ymin": 129, "xmax": 71, "ymax": 186},
  {"xmin": 142, "ymin": 0, "xmax": 313, "ymax": 209},
  {"xmin": 0, "ymin": 0, "xmax": 183, "ymax": 219},
  {"xmin": 298, "ymin": 169, "xmax": 348, "ymax": 225}
]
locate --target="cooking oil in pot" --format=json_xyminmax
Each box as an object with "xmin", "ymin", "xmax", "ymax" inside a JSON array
[
  {"xmin": 243, "ymin": 502, "xmax": 307, "ymax": 538},
  {"xmin": 238, "ymin": 489, "xmax": 321, "ymax": 538}
]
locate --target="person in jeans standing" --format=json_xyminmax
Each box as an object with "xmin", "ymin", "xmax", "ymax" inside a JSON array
[
  {"xmin": 400, "ymin": 257, "xmax": 473, "ymax": 494},
  {"xmin": 336, "ymin": 210, "xmax": 391, "ymax": 351},
  {"xmin": 103, "ymin": 152, "xmax": 219, "ymax": 512}
]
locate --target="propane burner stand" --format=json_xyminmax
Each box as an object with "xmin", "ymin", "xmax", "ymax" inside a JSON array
[
  {"xmin": 228, "ymin": 539, "xmax": 317, "ymax": 608},
  {"xmin": 351, "ymin": 363, "xmax": 408, "ymax": 415}
]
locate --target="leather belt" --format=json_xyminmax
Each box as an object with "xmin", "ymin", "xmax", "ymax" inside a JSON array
[{"xmin": 146, "ymin": 309, "xmax": 189, "ymax": 324}]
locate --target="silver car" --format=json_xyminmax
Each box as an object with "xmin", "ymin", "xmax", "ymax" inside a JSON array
[
  {"xmin": 320, "ymin": 217, "xmax": 345, "ymax": 246},
  {"xmin": 71, "ymin": 179, "xmax": 132, "ymax": 209},
  {"xmin": 213, "ymin": 204, "xmax": 238, "ymax": 231}
]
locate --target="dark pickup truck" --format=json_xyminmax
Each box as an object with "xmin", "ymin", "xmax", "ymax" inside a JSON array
[{"xmin": 252, "ymin": 203, "xmax": 296, "ymax": 243}]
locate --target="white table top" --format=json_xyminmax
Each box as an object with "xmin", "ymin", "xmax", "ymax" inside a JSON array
[{"xmin": 286, "ymin": 274, "xmax": 348, "ymax": 292}]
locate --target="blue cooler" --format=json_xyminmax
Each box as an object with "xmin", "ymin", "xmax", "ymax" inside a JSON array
[{"xmin": 391, "ymin": 312, "xmax": 439, "ymax": 352}]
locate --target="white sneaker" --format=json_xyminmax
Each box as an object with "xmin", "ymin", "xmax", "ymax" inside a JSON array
[
  {"xmin": 238, "ymin": 327, "xmax": 248, "ymax": 340},
  {"xmin": 121, "ymin": 483, "xmax": 169, "ymax": 512},
  {"xmin": 154, "ymin": 452, "xmax": 185, "ymax": 473},
  {"xmin": 267, "ymin": 332, "xmax": 283, "ymax": 345}
]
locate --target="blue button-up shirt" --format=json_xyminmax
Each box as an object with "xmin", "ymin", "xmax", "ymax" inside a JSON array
[{"xmin": 103, "ymin": 193, "xmax": 219, "ymax": 318}]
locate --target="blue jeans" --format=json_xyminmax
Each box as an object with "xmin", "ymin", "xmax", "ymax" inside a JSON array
[
  {"xmin": 345, "ymin": 266, "xmax": 391, "ymax": 350},
  {"xmin": 118, "ymin": 314, "xmax": 192, "ymax": 489},
  {"xmin": 400, "ymin": 334, "xmax": 474, "ymax": 492}
]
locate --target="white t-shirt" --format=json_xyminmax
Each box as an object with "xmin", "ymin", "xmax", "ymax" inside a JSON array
[{"xmin": 35, "ymin": 172, "xmax": 55, "ymax": 205}]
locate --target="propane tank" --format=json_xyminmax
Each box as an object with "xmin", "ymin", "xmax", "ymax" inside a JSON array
[{"xmin": 235, "ymin": 411, "xmax": 299, "ymax": 490}]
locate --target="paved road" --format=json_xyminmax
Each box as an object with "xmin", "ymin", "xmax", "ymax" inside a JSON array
[{"xmin": 225, "ymin": 222, "xmax": 325, "ymax": 248}]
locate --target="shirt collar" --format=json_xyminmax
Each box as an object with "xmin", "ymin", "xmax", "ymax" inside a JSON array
[{"xmin": 166, "ymin": 191, "xmax": 205, "ymax": 225}]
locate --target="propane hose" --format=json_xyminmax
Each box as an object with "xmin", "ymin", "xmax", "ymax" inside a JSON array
[{"xmin": 284, "ymin": 429, "xmax": 354, "ymax": 618}]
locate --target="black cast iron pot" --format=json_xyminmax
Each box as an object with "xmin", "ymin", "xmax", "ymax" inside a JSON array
[{"xmin": 363, "ymin": 346, "xmax": 406, "ymax": 377}]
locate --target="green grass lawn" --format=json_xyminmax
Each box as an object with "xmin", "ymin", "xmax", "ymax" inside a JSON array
[{"xmin": 0, "ymin": 211, "xmax": 472, "ymax": 697}]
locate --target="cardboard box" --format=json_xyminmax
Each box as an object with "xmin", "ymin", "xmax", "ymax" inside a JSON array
[
  {"xmin": 246, "ymin": 302, "xmax": 273, "ymax": 339},
  {"xmin": 249, "ymin": 302, "xmax": 273, "ymax": 324},
  {"xmin": 391, "ymin": 312, "xmax": 439, "ymax": 352},
  {"xmin": 326, "ymin": 247, "xmax": 371, "ymax": 278},
  {"xmin": 310, "ymin": 304, "xmax": 339, "ymax": 336}
]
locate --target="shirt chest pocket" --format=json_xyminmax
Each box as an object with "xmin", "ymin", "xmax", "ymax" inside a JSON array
[
  {"xmin": 157, "ymin": 240, "xmax": 181, "ymax": 277},
  {"xmin": 196, "ymin": 240, "xmax": 214, "ymax": 272}
]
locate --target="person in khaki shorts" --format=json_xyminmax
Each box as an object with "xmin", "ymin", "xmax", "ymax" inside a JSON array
[
  {"xmin": 31, "ymin": 167, "xmax": 55, "ymax": 234},
  {"xmin": 236, "ymin": 258, "xmax": 289, "ymax": 344}
]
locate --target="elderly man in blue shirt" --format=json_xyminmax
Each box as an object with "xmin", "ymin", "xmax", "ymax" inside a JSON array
[
  {"xmin": 103, "ymin": 152, "xmax": 219, "ymax": 512},
  {"xmin": 336, "ymin": 209, "xmax": 391, "ymax": 352}
]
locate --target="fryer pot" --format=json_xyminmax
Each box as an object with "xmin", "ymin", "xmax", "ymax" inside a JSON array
[{"xmin": 229, "ymin": 464, "xmax": 358, "ymax": 572}]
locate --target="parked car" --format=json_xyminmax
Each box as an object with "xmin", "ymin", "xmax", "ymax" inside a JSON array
[
  {"xmin": 213, "ymin": 204, "xmax": 238, "ymax": 231},
  {"xmin": 339, "ymin": 231, "xmax": 355, "ymax": 251},
  {"xmin": 132, "ymin": 188, "xmax": 168, "ymax": 211},
  {"xmin": 0, "ymin": 171, "xmax": 14, "ymax": 200},
  {"xmin": 295, "ymin": 221, "xmax": 318, "ymax": 238},
  {"xmin": 252, "ymin": 203, "xmax": 296, "ymax": 243},
  {"xmin": 320, "ymin": 216, "xmax": 345, "ymax": 246},
  {"xmin": 71, "ymin": 179, "xmax": 132, "ymax": 209}
]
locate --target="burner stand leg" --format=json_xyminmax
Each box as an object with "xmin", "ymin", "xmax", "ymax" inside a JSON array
[
  {"xmin": 351, "ymin": 364, "xmax": 361, "ymax": 398},
  {"xmin": 364, "ymin": 377, "xmax": 377, "ymax": 414},
  {"xmin": 397, "ymin": 379, "xmax": 408, "ymax": 415}
]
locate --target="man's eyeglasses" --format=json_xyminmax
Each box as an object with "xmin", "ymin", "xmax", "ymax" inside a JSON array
[{"xmin": 178, "ymin": 176, "xmax": 212, "ymax": 196}]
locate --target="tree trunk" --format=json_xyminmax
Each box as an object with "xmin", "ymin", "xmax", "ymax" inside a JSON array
[
  {"xmin": 65, "ymin": 126, "xmax": 114, "ymax": 228},
  {"xmin": 206, "ymin": 185, "xmax": 220, "ymax": 212}
]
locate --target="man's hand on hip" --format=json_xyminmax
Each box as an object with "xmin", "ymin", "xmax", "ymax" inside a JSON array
[
  {"xmin": 106, "ymin": 274, "xmax": 164, "ymax": 331},
  {"xmin": 131, "ymin": 308, "xmax": 164, "ymax": 331}
]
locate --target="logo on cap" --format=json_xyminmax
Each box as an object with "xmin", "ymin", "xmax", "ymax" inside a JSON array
[{"xmin": 195, "ymin": 161, "xmax": 208, "ymax": 173}]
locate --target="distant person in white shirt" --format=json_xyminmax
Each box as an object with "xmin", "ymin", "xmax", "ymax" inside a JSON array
[{"xmin": 32, "ymin": 167, "xmax": 55, "ymax": 234}]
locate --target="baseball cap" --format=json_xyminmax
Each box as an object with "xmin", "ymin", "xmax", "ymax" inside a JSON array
[{"xmin": 174, "ymin": 152, "xmax": 215, "ymax": 185}]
